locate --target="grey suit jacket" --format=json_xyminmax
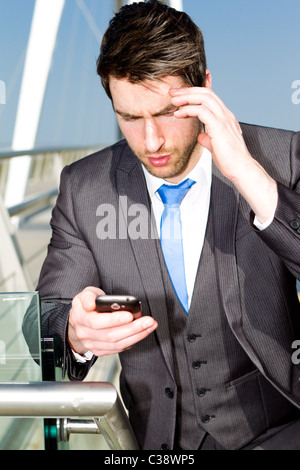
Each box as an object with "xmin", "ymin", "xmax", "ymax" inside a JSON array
[{"xmin": 30, "ymin": 123, "xmax": 300, "ymax": 449}]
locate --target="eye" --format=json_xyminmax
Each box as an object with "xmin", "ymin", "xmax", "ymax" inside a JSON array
[
  {"xmin": 117, "ymin": 112, "xmax": 140, "ymax": 123},
  {"xmin": 160, "ymin": 108, "xmax": 178, "ymax": 118},
  {"xmin": 159, "ymin": 111, "xmax": 175, "ymax": 119},
  {"xmin": 122, "ymin": 116, "xmax": 138, "ymax": 123}
]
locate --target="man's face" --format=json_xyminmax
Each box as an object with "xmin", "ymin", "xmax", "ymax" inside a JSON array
[{"xmin": 109, "ymin": 75, "xmax": 204, "ymax": 183}]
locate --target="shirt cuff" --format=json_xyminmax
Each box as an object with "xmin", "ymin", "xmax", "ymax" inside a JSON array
[
  {"xmin": 72, "ymin": 350, "xmax": 94, "ymax": 363},
  {"xmin": 253, "ymin": 213, "xmax": 274, "ymax": 231}
]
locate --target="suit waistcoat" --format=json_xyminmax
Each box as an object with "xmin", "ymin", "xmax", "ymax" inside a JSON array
[{"xmin": 160, "ymin": 205, "xmax": 295, "ymax": 450}]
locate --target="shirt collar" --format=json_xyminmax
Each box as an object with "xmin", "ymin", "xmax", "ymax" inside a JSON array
[{"xmin": 142, "ymin": 148, "xmax": 212, "ymax": 198}]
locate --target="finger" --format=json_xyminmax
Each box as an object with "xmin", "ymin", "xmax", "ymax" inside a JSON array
[
  {"xmin": 73, "ymin": 287, "xmax": 105, "ymax": 312},
  {"xmin": 197, "ymin": 132, "xmax": 212, "ymax": 152},
  {"xmin": 174, "ymin": 102, "xmax": 241, "ymax": 138},
  {"xmin": 173, "ymin": 98, "xmax": 225, "ymax": 123},
  {"xmin": 69, "ymin": 312, "xmax": 139, "ymax": 349},
  {"xmin": 87, "ymin": 320, "xmax": 158, "ymax": 356},
  {"xmin": 172, "ymin": 88, "xmax": 231, "ymax": 119},
  {"xmin": 80, "ymin": 309, "xmax": 134, "ymax": 330},
  {"xmin": 93, "ymin": 333, "xmax": 151, "ymax": 356},
  {"xmin": 173, "ymin": 104, "xmax": 214, "ymax": 123},
  {"xmin": 92, "ymin": 313, "xmax": 156, "ymax": 333},
  {"xmin": 170, "ymin": 87, "xmax": 228, "ymax": 114},
  {"xmin": 170, "ymin": 85, "xmax": 223, "ymax": 102}
]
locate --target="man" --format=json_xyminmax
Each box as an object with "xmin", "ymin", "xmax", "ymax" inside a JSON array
[{"xmin": 27, "ymin": 0, "xmax": 300, "ymax": 450}]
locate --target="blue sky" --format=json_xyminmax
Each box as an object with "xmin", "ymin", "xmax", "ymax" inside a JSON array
[{"xmin": 0, "ymin": 0, "xmax": 299, "ymax": 150}]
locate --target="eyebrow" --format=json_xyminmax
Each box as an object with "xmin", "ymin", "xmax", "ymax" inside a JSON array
[{"xmin": 115, "ymin": 104, "xmax": 178, "ymax": 120}]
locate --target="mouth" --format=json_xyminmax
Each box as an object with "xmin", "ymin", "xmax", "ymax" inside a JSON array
[{"xmin": 147, "ymin": 155, "xmax": 171, "ymax": 167}]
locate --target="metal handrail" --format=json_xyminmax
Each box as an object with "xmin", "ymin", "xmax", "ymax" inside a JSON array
[
  {"xmin": 1, "ymin": 145, "xmax": 103, "ymax": 218},
  {"xmin": 0, "ymin": 381, "xmax": 139, "ymax": 450},
  {"xmin": 7, "ymin": 188, "xmax": 58, "ymax": 217},
  {"xmin": 0, "ymin": 145, "xmax": 102, "ymax": 161}
]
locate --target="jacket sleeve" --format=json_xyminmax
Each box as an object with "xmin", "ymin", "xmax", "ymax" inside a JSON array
[
  {"xmin": 35, "ymin": 165, "xmax": 101, "ymax": 380},
  {"xmin": 251, "ymin": 131, "xmax": 300, "ymax": 280}
]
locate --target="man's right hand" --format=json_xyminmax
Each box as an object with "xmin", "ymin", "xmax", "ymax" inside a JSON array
[{"xmin": 67, "ymin": 286, "xmax": 158, "ymax": 357}]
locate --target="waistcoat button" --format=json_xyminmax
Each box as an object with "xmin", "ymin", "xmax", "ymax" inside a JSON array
[
  {"xmin": 161, "ymin": 443, "xmax": 169, "ymax": 450},
  {"xmin": 192, "ymin": 360, "xmax": 207, "ymax": 369},
  {"xmin": 197, "ymin": 388, "xmax": 207, "ymax": 397},
  {"xmin": 165, "ymin": 387, "xmax": 174, "ymax": 399},
  {"xmin": 290, "ymin": 220, "xmax": 300, "ymax": 230},
  {"xmin": 192, "ymin": 361, "xmax": 201, "ymax": 369},
  {"xmin": 187, "ymin": 334, "xmax": 197, "ymax": 342},
  {"xmin": 202, "ymin": 415, "xmax": 211, "ymax": 424}
]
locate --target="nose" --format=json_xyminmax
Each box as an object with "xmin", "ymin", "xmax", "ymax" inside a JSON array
[{"xmin": 144, "ymin": 118, "xmax": 165, "ymax": 154}]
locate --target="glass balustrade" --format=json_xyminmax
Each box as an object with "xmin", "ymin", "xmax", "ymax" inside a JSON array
[
  {"xmin": 0, "ymin": 292, "xmax": 137, "ymax": 451},
  {"xmin": 0, "ymin": 292, "xmax": 44, "ymax": 450}
]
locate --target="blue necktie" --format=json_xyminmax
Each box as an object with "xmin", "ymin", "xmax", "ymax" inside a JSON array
[{"xmin": 157, "ymin": 178, "xmax": 196, "ymax": 313}]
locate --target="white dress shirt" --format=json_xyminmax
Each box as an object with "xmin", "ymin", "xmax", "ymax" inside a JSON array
[
  {"xmin": 142, "ymin": 149, "xmax": 275, "ymax": 308},
  {"xmin": 142, "ymin": 148, "xmax": 212, "ymax": 307}
]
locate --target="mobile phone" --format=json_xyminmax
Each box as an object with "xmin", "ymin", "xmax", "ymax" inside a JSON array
[{"xmin": 95, "ymin": 295, "xmax": 142, "ymax": 318}]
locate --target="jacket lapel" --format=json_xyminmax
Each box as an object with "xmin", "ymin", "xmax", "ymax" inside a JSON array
[
  {"xmin": 210, "ymin": 164, "xmax": 243, "ymax": 332},
  {"xmin": 115, "ymin": 144, "xmax": 175, "ymax": 379},
  {"xmin": 211, "ymin": 163, "xmax": 265, "ymax": 371},
  {"xmin": 188, "ymin": 162, "xmax": 241, "ymax": 320}
]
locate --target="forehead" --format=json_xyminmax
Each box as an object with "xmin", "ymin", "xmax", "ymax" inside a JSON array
[{"xmin": 109, "ymin": 75, "xmax": 186, "ymax": 116}]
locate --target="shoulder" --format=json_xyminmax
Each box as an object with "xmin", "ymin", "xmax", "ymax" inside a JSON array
[
  {"xmin": 68, "ymin": 140, "xmax": 129, "ymax": 174},
  {"xmin": 59, "ymin": 140, "xmax": 132, "ymax": 188},
  {"xmin": 241, "ymin": 122, "xmax": 296, "ymax": 147}
]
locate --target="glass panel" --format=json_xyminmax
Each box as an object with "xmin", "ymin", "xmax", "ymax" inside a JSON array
[{"xmin": 0, "ymin": 292, "xmax": 44, "ymax": 450}]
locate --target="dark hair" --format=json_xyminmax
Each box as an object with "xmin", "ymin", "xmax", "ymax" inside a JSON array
[{"xmin": 97, "ymin": 0, "xmax": 207, "ymax": 99}]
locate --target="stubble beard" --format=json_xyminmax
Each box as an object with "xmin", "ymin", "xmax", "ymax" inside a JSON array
[{"xmin": 133, "ymin": 137, "xmax": 201, "ymax": 180}]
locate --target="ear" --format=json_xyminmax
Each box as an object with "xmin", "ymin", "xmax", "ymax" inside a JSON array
[{"xmin": 204, "ymin": 70, "xmax": 212, "ymax": 89}]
